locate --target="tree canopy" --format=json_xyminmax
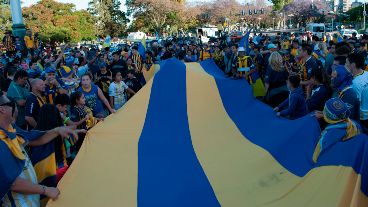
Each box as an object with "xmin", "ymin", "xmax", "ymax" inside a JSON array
[
  {"xmin": 346, "ymin": 4, "xmax": 366, "ymax": 22},
  {"xmin": 22, "ymin": 0, "xmax": 96, "ymax": 43},
  {"xmin": 0, "ymin": 2, "xmax": 12, "ymax": 40},
  {"xmin": 88, "ymin": 0, "xmax": 129, "ymax": 37}
]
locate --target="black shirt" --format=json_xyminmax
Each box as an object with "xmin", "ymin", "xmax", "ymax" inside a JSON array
[
  {"xmin": 108, "ymin": 59, "xmax": 128, "ymax": 76},
  {"xmin": 95, "ymin": 70, "xmax": 112, "ymax": 98},
  {"xmin": 25, "ymin": 93, "xmax": 46, "ymax": 126},
  {"xmin": 125, "ymin": 77, "xmax": 142, "ymax": 93},
  {"xmin": 70, "ymin": 106, "xmax": 87, "ymax": 130}
]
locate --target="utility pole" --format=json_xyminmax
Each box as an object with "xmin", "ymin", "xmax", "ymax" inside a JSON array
[{"xmin": 364, "ymin": 0, "xmax": 366, "ymax": 31}]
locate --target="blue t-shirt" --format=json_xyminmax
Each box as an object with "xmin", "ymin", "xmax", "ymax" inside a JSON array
[{"xmin": 78, "ymin": 84, "xmax": 104, "ymax": 117}]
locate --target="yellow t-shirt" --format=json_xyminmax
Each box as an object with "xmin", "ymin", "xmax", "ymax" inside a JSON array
[
  {"xmin": 291, "ymin": 48, "xmax": 298, "ymax": 57},
  {"xmin": 24, "ymin": 36, "xmax": 34, "ymax": 49},
  {"xmin": 200, "ymin": 50, "xmax": 212, "ymax": 61},
  {"xmin": 282, "ymin": 41, "xmax": 290, "ymax": 50}
]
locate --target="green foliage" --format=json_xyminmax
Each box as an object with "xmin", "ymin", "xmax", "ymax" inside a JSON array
[
  {"xmin": 0, "ymin": 3, "xmax": 11, "ymax": 40},
  {"xmin": 22, "ymin": 0, "xmax": 96, "ymax": 43},
  {"xmin": 88, "ymin": 0, "xmax": 129, "ymax": 37},
  {"xmin": 127, "ymin": 0, "xmax": 187, "ymax": 34},
  {"xmin": 346, "ymin": 4, "xmax": 366, "ymax": 22},
  {"xmin": 270, "ymin": 0, "xmax": 294, "ymax": 11}
]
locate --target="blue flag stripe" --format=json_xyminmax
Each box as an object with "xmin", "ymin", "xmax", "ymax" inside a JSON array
[
  {"xmin": 200, "ymin": 59, "xmax": 368, "ymax": 195},
  {"xmin": 200, "ymin": 59, "xmax": 324, "ymax": 176},
  {"xmin": 137, "ymin": 58, "xmax": 220, "ymax": 207}
]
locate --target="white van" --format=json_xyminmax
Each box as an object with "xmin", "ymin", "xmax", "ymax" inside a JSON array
[
  {"xmin": 306, "ymin": 23, "xmax": 326, "ymax": 38},
  {"xmin": 340, "ymin": 29, "xmax": 362, "ymax": 38}
]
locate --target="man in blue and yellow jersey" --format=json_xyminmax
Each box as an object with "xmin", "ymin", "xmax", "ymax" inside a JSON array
[
  {"xmin": 0, "ymin": 95, "xmax": 77, "ymax": 207},
  {"xmin": 199, "ymin": 44, "xmax": 213, "ymax": 61},
  {"xmin": 44, "ymin": 68, "xmax": 67, "ymax": 104}
]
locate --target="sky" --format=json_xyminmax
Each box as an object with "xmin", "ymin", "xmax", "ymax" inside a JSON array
[
  {"xmin": 21, "ymin": 0, "xmax": 367, "ymax": 11},
  {"xmin": 22, "ymin": 0, "xmax": 127, "ymax": 11},
  {"xmin": 21, "ymin": 0, "xmax": 221, "ymax": 11}
]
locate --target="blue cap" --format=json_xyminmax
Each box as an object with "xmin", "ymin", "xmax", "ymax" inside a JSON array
[
  {"xmin": 268, "ymin": 44, "xmax": 278, "ymax": 50},
  {"xmin": 323, "ymin": 97, "xmax": 350, "ymax": 123},
  {"xmin": 99, "ymin": 62, "xmax": 107, "ymax": 69},
  {"xmin": 44, "ymin": 67, "xmax": 56, "ymax": 74}
]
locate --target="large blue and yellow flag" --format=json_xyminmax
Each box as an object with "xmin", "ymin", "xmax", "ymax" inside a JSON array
[{"xmin": 47, "ymin": 59, "xmax": 368, "ymax": 207}]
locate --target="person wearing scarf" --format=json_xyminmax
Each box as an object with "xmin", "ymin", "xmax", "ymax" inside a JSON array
[
  {"xmin": 131, "ymin": 46, "xmax": 146, "ymax": 85},
  {"xmin": 313, "ymin": 97, "xmax": 361, "ymax": 163},
  {"xmin": 0, "ymin": 95, "xmax": 77, "ymax": 207},
  {"xmin": 330, "ymin": 65, "xmax": 360, "ymax": 121},
  {"xmin": 2, "ymin": 31, "xmax": 15, "ymax": 55}
]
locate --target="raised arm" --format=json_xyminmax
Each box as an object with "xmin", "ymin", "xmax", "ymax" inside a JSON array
[{"xmin": 28, "ymin": 126, "xmax": 77, "ymax": 147}]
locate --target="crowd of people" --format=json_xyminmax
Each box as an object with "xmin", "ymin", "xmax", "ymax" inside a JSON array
[{"xmin": 1, "ymin": 27, "xmax": 368, "ymax": 206}]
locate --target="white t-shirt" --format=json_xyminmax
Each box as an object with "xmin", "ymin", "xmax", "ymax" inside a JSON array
[
  {"xmin": 109, "ymin": 81, "xmax": 128, "ymax": 109},
  {"xmin": 361, "ymin": 86, "xmax": 368, "ymax": 120},
  {"xmin": 352, "ymin": 71, "xmax": 368, "ymax": 101}
]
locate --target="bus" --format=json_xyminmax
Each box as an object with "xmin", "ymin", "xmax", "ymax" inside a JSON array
[
  {"xmin": 197, "ymin": 26, "xmax": 219, "ymax": 43},
  {"xmin": 306, "ymin": 23, "xmax": 326, "ymax": 39}
]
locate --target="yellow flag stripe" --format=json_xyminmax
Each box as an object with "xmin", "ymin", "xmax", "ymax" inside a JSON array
[
  {"xmin": 185, "ymin": 63, "xmax": 368, "ymax": 207},
  {"xmin": 47, "ymin": 78, "xmax": 154, "ymax": 207}
]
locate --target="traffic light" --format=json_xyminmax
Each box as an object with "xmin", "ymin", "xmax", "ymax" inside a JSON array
[
  {"xmin": 254, "ymin": 9, "xmax": 257, "ymax": 14},
  {"xmin": 261, "ymin": 8, "xmax": 264, "ymax": 14},
  {"xmin": 249, "ymin": 9, "xmax": 252, "ymax": 15}
]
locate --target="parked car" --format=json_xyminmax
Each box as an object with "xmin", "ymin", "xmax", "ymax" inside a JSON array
[{"xmin": 340, "ymin": 29, "xmax": 363, "ymax": 38}]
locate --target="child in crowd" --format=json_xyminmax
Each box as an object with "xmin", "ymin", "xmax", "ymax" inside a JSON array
[
  {"xmin": 274, "ymin": 75, "xmax": 308, "ymax": 120},
  {"xmin": 109, "ymin": 71, "xmax": 136, "ymax": 110},
  {"xmin": 236, "ymin": 47, "xmax": 252, "ymax": 79},
  {"xmin": 125, "ymin": 70, "xmax": 142, "ymax": 95},
  {"xmin": 95, "ymin": 62, "xmax": 112, "ymax": 99},
  {"xmin": 70, "ymin": 91, "xmax": 99, "ymax": 155}
]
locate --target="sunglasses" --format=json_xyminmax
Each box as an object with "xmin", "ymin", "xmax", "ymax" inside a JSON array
[
  {"xmin": 0, "ymin": 101, "xmax": 16, "ymax": 115},
  {"xmin": 0, "ymin": 101, "xmax": 15, "ymax": 107}
]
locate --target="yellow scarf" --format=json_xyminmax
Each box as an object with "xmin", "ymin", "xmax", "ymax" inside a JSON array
[
  {"xmin": 313, "ymin": 119, "xmax": 359, "ymax": 163},
  {"xmin": 238, "ymin": 56, "xmax": 249, "ymax": 68},
  {"xmin": 0, "ymin": 125, "xmax": 25, "ymax": 160}
]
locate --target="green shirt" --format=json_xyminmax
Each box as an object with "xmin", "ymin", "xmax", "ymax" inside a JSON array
[{"xmin": 7, "ymin": 81, "xmax": 30, "ymax": 126}]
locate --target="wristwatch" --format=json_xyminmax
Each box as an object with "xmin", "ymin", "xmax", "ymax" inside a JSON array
[{"xmin": 41, "ymin": 185, "xmax": 46, "ymax": 195}]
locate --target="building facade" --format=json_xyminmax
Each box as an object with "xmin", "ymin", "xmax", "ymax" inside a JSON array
[{"xmin": 351, "ymin": 0, "xmax": 363, "ymax": 9}]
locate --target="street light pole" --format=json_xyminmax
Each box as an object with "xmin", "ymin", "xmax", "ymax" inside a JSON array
[
  {"xmin": 364, "ymin": 1, "xmax": 366, "ymax": 31},
  {"xmin": 10, "ymin": 0, "xmax": 26, "ymax": 38}
]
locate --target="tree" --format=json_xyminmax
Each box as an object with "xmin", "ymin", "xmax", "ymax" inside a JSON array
[
  {"xmin": 0, "ymin": 2, "xmax": 11, "ymax": 40},
  {"xmin": 127, "ymin": 0, "xmax": 183, "ymax": 34},
  {"xmin": 347, "ymin": 4, "xmax": 366, "ymax": 22},
  {"xmin": 22, "ymin": 0, "xmax": 96, "ymax": 43},
  {"xmin": 88, "ymin": 0, "xmax": 129, "ymax": 37},
  {"xmin": 282, "ymin": 0, "xmax": 329, "ymax": 27},
  {"xmin": 269, "ymin": 0, "xmax": 294, "ymax": 11}
]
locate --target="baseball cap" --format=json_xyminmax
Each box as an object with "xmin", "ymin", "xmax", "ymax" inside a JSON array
[
  {"xmin": 45, "ymin": 67, "xmax": 56, "ymax": 74},
  {"xmin": 268, "ymin": 44, "xmax": 278, "ymax": 50}
]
